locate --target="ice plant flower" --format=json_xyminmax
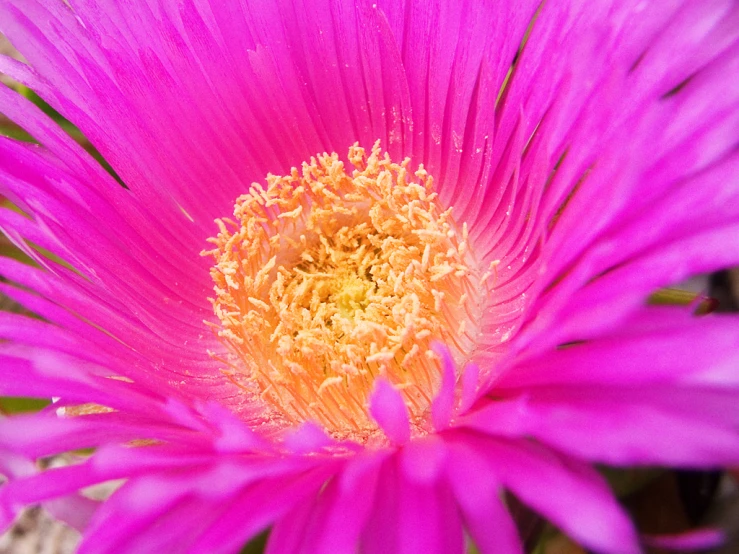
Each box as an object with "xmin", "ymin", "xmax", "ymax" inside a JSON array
[{"xmin": 0, "ymin": 0, "xmax": 738, "ymax": 553}]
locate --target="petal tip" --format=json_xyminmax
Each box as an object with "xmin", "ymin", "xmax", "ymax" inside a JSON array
[{"xmin": 369, "ymin": 378, "xmax": 410, "ymax": 445}]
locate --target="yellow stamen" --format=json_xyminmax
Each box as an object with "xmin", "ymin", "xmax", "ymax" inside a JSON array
[{"xmin": 203, "ymin": 142, "xmax": 487, "ymax": 438}]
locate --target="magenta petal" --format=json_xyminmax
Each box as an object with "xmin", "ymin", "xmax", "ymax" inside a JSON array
[
  {"xmin": 465, "ymin": 387, "xmax": 739, "ymax": 466},
  {"xmin": 0, "ymin": 411, "xmax": 197, "ymax": 460},
  {"xmin": 446, "ymin": 442, "xmax": 522, "ymax": 554},
  {"xmin": 369, "ymin": 378, "xmax": 410, "ymax": 445},
  {"xmin": 0, "ymin": 446, "xmax": 35, "ymax": 480},
  {"xmin": 309, "ymin": 456, "xmax": 384, "ymax": 554},
  {"xmin": 644, "ymin": 529, "xmax": 725, "ymax": 551},
  {"xmin": 361, "ymin": 454, "xmax": 463, "ymax": 554},
  {"xmin": 360, "ymin": 459, "xmax": 400, "ymax": 554},
  {"xmin": 77, "ymin": 478, "xmax": 195, "ymax": 554},
  {"xmin": 263, "ymin": 494, "xmax": 318, "ymax": 554},
  {"xmin": 431, "ymin": 344, "xmax": 456, "ymax": 430},
  {"xmin": 186, "ymin": 468, "xmax": 335, "ymax": 554},
  {"xmin": 266, "ymin": 453, "xmax": 384, "ymax": 554},
  {"xmin": 1, "ymin": 1, "xmax": 739, "ymax": 553},
  {"xmin": 496, "ymin": 312, "xmax": 739, "ymax": 389},
  {"xmin": 529, "ymin": 223, "xmax": 739, "ymax": 353},
  {"xmin": 283, "ymin": 422, "xmax": 336, "ymax": 454},
  {"xmin": 457, "ymin": 432, "xmax": 640, "ymax": 554},
  {"xmin": 44, "ymin": 495, "xmax": 99, "ymax": 533},
  {"xmin": 79, "ymin": 461, "xmax": 334, "ymax": 554},
  {"xmin": 400, "ymin": 435, "xmax": 448, "ymax": 485},
  {"xmin": 396, "ymin": 478, "xmax": 464, "ymax": 554},
  {"xmin": 0, "ymin": 462, "xmax": 109, "ymax": 529},
  {"xmin": 459, "ymin": 363, "xmax": 481, "ymax": 414}
]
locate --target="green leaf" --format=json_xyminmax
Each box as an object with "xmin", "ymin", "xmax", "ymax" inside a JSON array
[
  {"xmin": 648, "ymin": 287, "xmax": 717, "ymax": 315},
  {"xmin": 239, "ymin": 530, "xmax": 269, "ymax": 554},
  {"xmin": 0, "ymin": 397, "xmax": 50, "ymax": 414}
]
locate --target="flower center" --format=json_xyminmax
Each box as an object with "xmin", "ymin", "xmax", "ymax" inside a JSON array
[{"xmin": 204, "ymin": 142, "xmax": 488, "ymax": 438}]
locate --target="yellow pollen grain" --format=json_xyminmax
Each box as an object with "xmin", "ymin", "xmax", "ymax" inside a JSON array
[{"xmin": 203, "ymin": 142, "xmax": 487, "ymax": 437}]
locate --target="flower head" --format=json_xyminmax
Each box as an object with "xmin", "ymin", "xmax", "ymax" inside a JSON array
[{"xmin": 0, "ymin": 1, "xmax": 738, "ymax": 553}]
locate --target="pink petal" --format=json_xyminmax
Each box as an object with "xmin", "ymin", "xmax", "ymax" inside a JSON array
[
  {"xmin": 496, "ymin": 311, "xmax": 739, "ymax": 389},
  {"xmin": 431, "ymin": 344, "xmax": 456, "ymax": 430},
  {"xmin": 644, "ymin": 528, "xmax": 725, "ymax": 551},
  {"xmin": 400, "ymin": 434, "xmax": 448, "ymax": 485},
  {"xmin": 266, "ymin": 453, "xmax": 383, "ymax": 554},
  {"xmin": 454, "ymin": 432, "xmax": 640, "ymax": 554},
  {"xmin": 369, "ymin": 378, "xmax": 410, "ymax": 445},
  {"xmin": 361, "ymin": 454, "xmax": 464, "ymax": 554},
  {"xmin": 396, "ymin": 478, "xmax": 464, "ymax": 554},
  {"xmin": 282, "ymin": 422, "xmax": 336, "ymax": 454},
  {"xmin": 467, "ymin": 387, "xmax": 739, "ymax": 466},
  {"xmin": 445, "ymin": 441, "xmax": 522, "ymax": 554}
]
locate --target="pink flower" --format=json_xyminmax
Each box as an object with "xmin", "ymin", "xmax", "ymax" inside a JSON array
[{"xmin": 1, "ymin": 1, "xmax": 739, "ymax": 553}]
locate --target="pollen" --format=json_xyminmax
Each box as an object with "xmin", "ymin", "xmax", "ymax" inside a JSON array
[{"xmin": 203, "ymin": 142, "xmax": 487, "ymax": 437}]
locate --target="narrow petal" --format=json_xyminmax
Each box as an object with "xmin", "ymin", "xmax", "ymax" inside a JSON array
[
  {"xmin": 431, "ymin": 344, "xmax": 456, "ymax": 430},
  {"xmin": 369, "ymin": 378, "xmax": 410, "ymax": 445},
  {"xmin": 454, "ymin": 432, "xmax": 640, "ymax": 554},
  {"xmin": 310, "ymin": 454, "xmax": 384, "ymax": 554},
  {"xmin": 445, "ymin": 441, "xmax": 522, "ymax": 554},
  {"xmin": 465, "ymin": 387, "xmax": 739, "ymax": 466},
  {"xmin": 266, "ymin": 453, "xmax": 384, "ymax": 554},
  {"xmin": 396, "ymin": 478, "xmax": 464, "ymax": 554},
  {"xmin": 400, "ymin": 435, "xmax": 448, "ymax": 485},
  {"xmin": 495, "ymin": 311, "xmax": 739, "ymax": 389},
  {"xmin": 178, "ymin": 468, "xmax": 334, "ymax": 554},
  {"xmin": 644, "ymin": 529, "xmax": 725, "ymax": 551}
]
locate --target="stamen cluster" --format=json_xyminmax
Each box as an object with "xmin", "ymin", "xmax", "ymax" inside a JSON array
[{"xmin": 204, "ymin": 143, "xmax": 483, "ymax": 436}]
